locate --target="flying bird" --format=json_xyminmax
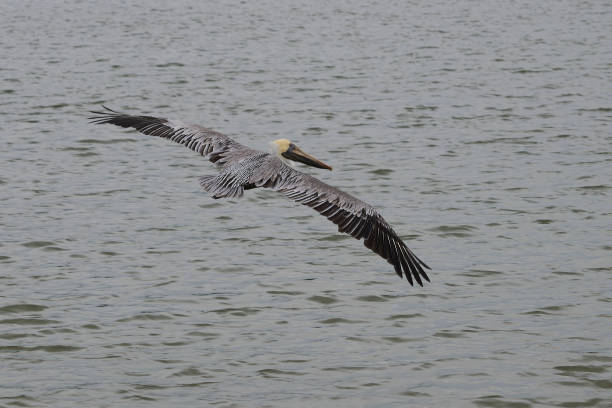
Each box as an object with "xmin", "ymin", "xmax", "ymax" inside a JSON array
[{"xmin": 89, "ymin": 106, "xmax": 431, "ymax": 285}]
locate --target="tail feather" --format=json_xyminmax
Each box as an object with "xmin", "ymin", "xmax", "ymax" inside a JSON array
[
  {"xmin": 199, "ymin": 175, "xmax": 244, "ymax": 199},
  {"xmin": 199, "ymin": 175, "xmax": 216, "ymax": 191}
]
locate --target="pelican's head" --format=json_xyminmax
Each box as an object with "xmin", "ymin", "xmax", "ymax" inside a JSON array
[{"xmin": 271, "ymin": 139, "xmax": 332, "ymax": 170}]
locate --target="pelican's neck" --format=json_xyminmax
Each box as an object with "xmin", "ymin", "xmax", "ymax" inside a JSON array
[{"xmin": 268, "ymin": 141, "xmax": 280, "ymax": 156}]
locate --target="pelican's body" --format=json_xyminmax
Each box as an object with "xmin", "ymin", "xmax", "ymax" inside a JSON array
[{"xmin": 90, "ymin": 107, "xmax": 430, "ymax": 285}]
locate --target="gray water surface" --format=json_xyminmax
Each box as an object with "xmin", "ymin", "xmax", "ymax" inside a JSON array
[{"xmin": 1, "ymin": 1, "xmax": 611, "ymax": 407}]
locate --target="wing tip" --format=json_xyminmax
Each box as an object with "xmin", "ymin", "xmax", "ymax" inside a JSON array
[
  {"xmin": 419, "ymin": 258, "xmax": 432, "ymax": 270},
  {"xmin": 88, "ymin": 105, "xmax": 122, "ymax": 124}
]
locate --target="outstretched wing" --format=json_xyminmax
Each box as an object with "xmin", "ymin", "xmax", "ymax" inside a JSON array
[
  {"xmin": 273, "ymin": 166, "xmax": 431, "ymax": 285},
  {"xmin": 89, "ymin": 106, "xmax": 253, "ymax": 166}
]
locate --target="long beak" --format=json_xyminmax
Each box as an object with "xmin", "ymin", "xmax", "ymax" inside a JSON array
[{"xmin": 282, "ymin": 146, "xmax": 332, "ymax": 170}]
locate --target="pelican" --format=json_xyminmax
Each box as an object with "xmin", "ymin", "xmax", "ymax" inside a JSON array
[{"xmin": 89, "ymin": 106, "xmax": 431, "ymax": 285}]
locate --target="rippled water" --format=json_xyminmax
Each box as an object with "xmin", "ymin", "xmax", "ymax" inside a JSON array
[{"xmin": 1, "ymin": 0, "xmax": 611, "ymax": 407}]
